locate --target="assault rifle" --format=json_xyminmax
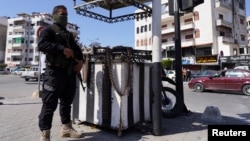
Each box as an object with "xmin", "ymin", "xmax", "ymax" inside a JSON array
[{"xmin": 68, "ymin": 57, "xmax": 86, "ymax": 92}]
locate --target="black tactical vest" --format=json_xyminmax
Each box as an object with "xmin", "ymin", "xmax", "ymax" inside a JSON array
[{"xmin": 46, "ymin": 24, "xmax": 72, "ymax": 67}]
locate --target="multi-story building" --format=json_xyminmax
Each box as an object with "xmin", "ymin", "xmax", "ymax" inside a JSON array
[
  {"xmin": 135, "ymin": 0, "xmax": 248, "ymax": 70},
  {"xmin": 4, "ymin": 12, "xmax": 80, "ymax": 68},
  {"xmin": 0, "ymin": 16, "xmax": 8, "ymax": 63},
  {"xmin": 247, "ymin": 16, "xmax": 250, "ymax": 48}
]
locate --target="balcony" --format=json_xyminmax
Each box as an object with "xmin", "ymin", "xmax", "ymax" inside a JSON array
[
  {"xmin": 11, "ymin": 51, "xmax": 22, "ymax": 56},
  {"xmin": 12, "ymin": 43, "xmax": 26, "ymax": 48},
  {"xmin": 181, "ymin": 39, "xmax": 195, "ymax": 47},
  {"xmin": 216, "ymin": 19, "xmax": 232, "ymax": 29},
  {"xmin": 161, "ymin": 22, "xmax": 194, "ymax": 35},
  {"xmin": 215, "ymin": 0, "xmax": 231, "ymax": 12},
  {"xmin": 218, "ymin": 36, "xmax": 234, "ymax": 44},
  {"xmin": 181, "ymin": 22, "xmax": 194, "ymax": 31}
]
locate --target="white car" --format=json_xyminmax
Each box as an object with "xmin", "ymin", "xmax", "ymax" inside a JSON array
[
  {"xmin": 12, "ymin": 68, "xmax": 27, "ymax": 75},
  {"xmin": 234, "ymin": 66, "xmax": 249, "ymax": 70},
  {"xmin": 165, "ymin": 70, "xmax": 176, "ymax": 81},
  {"xmin": 21, "ymin": 66, "xmax": 40, "ymax": 81}
]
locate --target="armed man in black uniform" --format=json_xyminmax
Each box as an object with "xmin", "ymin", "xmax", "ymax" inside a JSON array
[{"xmin": 38, "ymin": 5, "xmax": 84, "ymax": 141}]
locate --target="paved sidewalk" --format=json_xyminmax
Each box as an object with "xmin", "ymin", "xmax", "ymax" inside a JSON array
[{"xmin": 0, "ymin": 95, "xmax": 248, "ymax": 141}]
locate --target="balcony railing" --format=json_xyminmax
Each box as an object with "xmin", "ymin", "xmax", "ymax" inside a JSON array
[
  {"xmin": 215, "ymin": 0, "xmax": 232, "ymax": 11},
  {"xmin": 216, "ymin": 19, "xmax": 232, "ymax": 28}
]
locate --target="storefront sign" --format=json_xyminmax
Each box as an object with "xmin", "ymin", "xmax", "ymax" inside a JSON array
[{"xmin": 196, "ymin": 55, "xmax": 218, "ymax": 63}]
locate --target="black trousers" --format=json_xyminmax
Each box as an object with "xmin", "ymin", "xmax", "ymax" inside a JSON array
[{"xmin": 39, "ymin": 66, "xmax": 76, "ymax": 131}]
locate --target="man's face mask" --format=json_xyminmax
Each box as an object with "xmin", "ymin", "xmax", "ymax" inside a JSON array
[{"xmin": 53, "ymin": 15, "xmax": 68, "ymax": 27}]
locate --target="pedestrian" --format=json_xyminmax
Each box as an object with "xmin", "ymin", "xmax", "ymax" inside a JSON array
[
  {"xmin": 186, "ymin": 69, "xmax": 191, "ymax": 81},
  {"xmin": 37, "ymin": 5, "xmax": 84, "ymax": 141},
  {"xmin": 182, "ymin": 67, "xmax": 187, "ymax": 81}
]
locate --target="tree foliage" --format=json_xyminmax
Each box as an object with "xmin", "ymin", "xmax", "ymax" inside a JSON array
[
  {"xmin": 161, "ymin": 59, "xmax": 173, "ymax": 69},
  {"xmin": 0, "ymin": 64, "xmax": 7, "ymax": 69}
]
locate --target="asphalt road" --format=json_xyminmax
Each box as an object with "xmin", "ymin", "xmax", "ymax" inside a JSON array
[{"xmin": 0, "ymin": 74, "xmax": 249, "ymax": 141}]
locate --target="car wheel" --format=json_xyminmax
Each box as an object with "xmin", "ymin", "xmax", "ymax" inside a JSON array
[
  {"xmin": 242, "ymin": 85, "xmax": 250, "ymax": 96},
  {"xmin": 25, "ymin": 78, "xmax": 29, "ymax": 81},
  {"xmin": 194, "ymin": 83, "xmax": 204, "ymax": 92}
]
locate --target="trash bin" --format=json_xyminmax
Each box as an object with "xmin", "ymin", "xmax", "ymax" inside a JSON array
[{"xmin": 73, "ymin": 46, "xmax": 153, "ymax": 136}]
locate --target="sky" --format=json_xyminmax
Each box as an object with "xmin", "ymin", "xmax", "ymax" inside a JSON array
[{"xmin": 0, "ymin": 0, "xmax": 250, "ymax": 48}]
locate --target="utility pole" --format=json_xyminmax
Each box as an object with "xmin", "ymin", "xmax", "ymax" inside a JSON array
[
  {"xmin": 173, "ymin": 0, "xmax": 185, "ymax": 114},
  {"xmin": 169, "ymin": 0, "xmax": 204, "ymax": 114}
]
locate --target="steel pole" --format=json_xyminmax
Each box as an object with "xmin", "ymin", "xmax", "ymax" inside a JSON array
[
  {"xmin": 174, "ymin": 0, "xmax": 185, "ymax": 113},
  {"xmin": 151, "ymin": 0, "xmax": 162, "ymax": 136}
]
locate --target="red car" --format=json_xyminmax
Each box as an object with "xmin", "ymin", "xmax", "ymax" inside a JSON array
[{"xmin": 188, "ymin": 69, "xmax": 250, "ymax": 96}]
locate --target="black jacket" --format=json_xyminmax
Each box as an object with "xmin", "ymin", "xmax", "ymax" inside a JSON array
[{"xmin": 38, "ymin": 23, "xmax": 84, "ymax": 65}]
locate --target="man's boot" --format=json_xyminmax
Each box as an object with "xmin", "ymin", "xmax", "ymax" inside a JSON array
[
  {"xmin": 40, "ymin": 130, "xmax": 50, "ymax": 141},
  {"xmin": 60, "ymin": 122, "xmax": 82, "ymax": 138}
]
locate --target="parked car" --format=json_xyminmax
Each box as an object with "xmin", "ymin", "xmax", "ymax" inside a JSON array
[
  {"xmin": 0, "ymin": 68, "xmax": 10, "ymax": 75},
  {"xmin": 11, "ymin": 68, "xmax": 27, "ymax": 75},
  {"xmin": 21, "ymin": 66, "xmax": 40, "ymax": 81},
  {"xmin": 188, "ymin": 69, "xmax": 250, "ymax": 96},
  {"xmin": 191, "ymin": 70, "xmax": 218, "ymax": 79},
  {"xmin": 234, "ymin": 66, "xmax": 250, "ymax": 70}
]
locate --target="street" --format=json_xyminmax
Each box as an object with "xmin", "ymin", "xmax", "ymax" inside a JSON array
[{"xmin": 0, "ymin": 74, "xmax": 249, "ymax": 141}]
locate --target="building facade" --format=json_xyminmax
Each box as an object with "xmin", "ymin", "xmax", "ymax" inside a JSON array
[
  {"xmin": 135, "ymin": 0, "xmax": 248, "ymax": 70},
  {"xmin": 247, "ymin": 16, "xmax": 250, "ymax": 47},
  {"xmin": 4, "ymin": 12, "xmax": 80, "ymax": 68}
]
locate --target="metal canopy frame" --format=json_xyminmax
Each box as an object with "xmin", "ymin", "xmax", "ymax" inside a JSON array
[{"xmin": 73, "ymin": 0, "xmax": 153, "ymax": 23}]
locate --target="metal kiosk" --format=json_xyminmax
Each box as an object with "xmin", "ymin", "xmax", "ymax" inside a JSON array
[{"xmin": 73, "ymin": 46, "xmax": 155, "ymax": 136}]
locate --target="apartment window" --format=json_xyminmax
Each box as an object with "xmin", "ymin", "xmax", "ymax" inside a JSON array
[
  {"xmin": 13, "ymin": 37, "xmax": 24, "ymax": 44},
  {"xmin": 141, "ymin": 26, "xmax": 144, "ymax": 33},
  {"xmin": 197, "ymin": 47, "xmax": 212, "ymax": 56},
  {"xmin": 239, "ymin": 48, "xmax": 244, "ymax": 54},
  {"xmin": 239, "ymin": 0, "xmax": 245, "ymax": 10},
  {"xmin": 149, "ymin": 24, "xmax": 151, "ymax": 31},
  {"xmin": 193, "ymin": 11, "xmax": 200, "ymax": 21},
  {"xmin": 185, "ymin": 34, "xmax": 193, "ymax": 39},
  {"xmin": 29, "ymin": 49, "xmax": 33, "ymax": 53},
  {"xmin": 137, "ymin": 27, "xmax": 139, "ymax": 34},
  {"xmin": 162, "ymin": 24, "xmax": 167, "ymax": 29},
  {"xmin": 184, "ymin": 18, "xmax": 192, "ymax": 24},
  {"xmin": 136, "ymin": 16, "xmax": 139, "ymax": 21},
  {"xmin": 240, "ymin": 18, "xmax": 244, "ymax": 25},
  {"xmin": 141, "ymin": 39, "xmax": 144, "ymax": 46},
  {"xmin": 241, "ymin": 35, "xmax": 245, "ymax": 41},
  {"xmin": 29, "ymin": 58, "xmax": 33, "ymax": 61},
  {"xmin": 162, "ymin": 38, "xmax": 168, "ymax": 43},
  {"xmin": 219, "ymin": 14, "xmax": 223, "ymax": 20},
  {"xmin": 9, "ymin": 32, "xmax": 12, "ymax": 35},
  {"xmin": 144, "ymin": 25, "xmax": 147, "ymax": 32},
  {"xmin": 136, "ymin": 40, "xmax": 139, "ymax": 47},
  {"xmin": 219, "ymin": 31, "xmax": 225, "ymax": 36},
  {"xmin": 195, "ymin": 29, "xmax": 200, "ymax": 38}
]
